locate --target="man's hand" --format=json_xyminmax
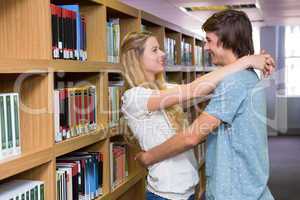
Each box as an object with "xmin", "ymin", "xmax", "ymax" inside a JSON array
[{"xmin": 135, "ymin": 151, "xmax": 150, "ymax": 168}]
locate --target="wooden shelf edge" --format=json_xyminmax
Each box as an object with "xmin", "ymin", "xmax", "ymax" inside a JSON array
[
  {"xmin": 165, "ymin": 65, "xmax": 197, "ymax": 72},
  {"xmin": 0, "ymin": 59, "xmax": 49, "ymax": 73},
  {"xmin": 195, "ymin": 66, "xmax": 217, "ymax": 72},
  {"xmin": 97, "ymin": 171, "xmax": 146, "ymax": 200},
  {"xmin": 105, "ymin": 0, "xmax": 139, "ymax": 18},
  {"xmin": 54, "ymin": 129, "xmax": 107, "ymax": 157},
  {"xmin": 50, "ymin": 60, "xmax": 123, "ymax": 73},
  {"xmin": 0, "ymin": 147, "xmax": 53, "ymax": 180},
  {"xmin": 141, "ymin": 11, "xmax": 202, "ymax": 39},
  {"xmin": 108, "ymin": 125, "xmax": 121, "ymax": 138},
  {"xmin": 0, "ymin": 59, "xmax": 123, "ymax": 73}
]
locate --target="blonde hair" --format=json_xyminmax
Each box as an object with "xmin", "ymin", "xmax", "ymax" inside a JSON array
[{"xmin": 121, "ymin": 31, "xmax": 188, "ymax": 146}]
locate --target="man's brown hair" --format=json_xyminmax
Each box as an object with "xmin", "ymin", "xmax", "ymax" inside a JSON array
[{"xmin": 202, "ymin": 9, "xmax": 254, "ymax": 58}]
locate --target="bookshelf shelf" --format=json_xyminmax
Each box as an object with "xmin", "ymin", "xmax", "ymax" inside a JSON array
[
  {"xmin": 109, "ymin": 125, "xmax": 121, "ymax": 138},
  {"xmin": 0, "ymin": 59, "xmax": 123, "ymax": 73},
  {"xmin": 165, "ymin": 65, "xmax": 197, "ymax": 72},
  {"xmin": 54, "ymin": 129, "xmax": 107, "ymax": 157},
  {"xmin": 195, "ymin": 66, "xmax": 217, "ymax": 72},
  {"xmin": 0, "ymin": 147, "xmax": 53, "ymax": 180},
  {"xmin": 53, "ymin": 0, "xmax": 104, "ymax": 5},
  {"xmin": 98, "ymin": 170, "xmax": 146, "ymax": 200},
  {"xmin": 50, "ymin": 60, "xmax": 123, "ymax": 73},
  {"xmin": 105, "ymin": 1, "xmax": 139, "ymax": 18}
]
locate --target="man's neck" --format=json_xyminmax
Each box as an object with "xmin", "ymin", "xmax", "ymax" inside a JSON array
[{"xmin": 222, "ymin": 51, "xmax": 238, "ymax": 66}]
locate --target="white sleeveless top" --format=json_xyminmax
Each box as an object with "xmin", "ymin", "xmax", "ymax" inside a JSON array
[{"xmin": 121, "ymin": 86, "xmax": 199, "ymax": 200}]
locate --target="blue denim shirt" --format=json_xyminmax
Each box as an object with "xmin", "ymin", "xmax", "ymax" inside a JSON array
[{"xmin": 204, "ymin": 69, "xmax": 274, "ymax": 200}]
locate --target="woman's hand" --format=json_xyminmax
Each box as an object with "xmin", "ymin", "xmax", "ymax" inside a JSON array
[
  {"xmin": 135, "ymin": 151, "xmax": 150, "ymax": 168},
  {"xmin": 240, "ymin": 50, "xmax": 275, "ymax": 77}
]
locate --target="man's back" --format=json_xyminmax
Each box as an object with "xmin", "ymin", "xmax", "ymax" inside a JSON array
[{"xmin": 204, "ymin": 69, "xmax": 274, "ymax": 200}]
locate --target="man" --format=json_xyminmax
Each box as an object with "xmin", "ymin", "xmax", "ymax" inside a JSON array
[{"xmin": 136, "ymin": 9, "xmax": 275, "ymax": 200}]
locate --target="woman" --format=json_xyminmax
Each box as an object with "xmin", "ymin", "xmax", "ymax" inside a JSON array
[{"xmin": 120, "ymin": 31, "xmax": 274, "ymax": 200}]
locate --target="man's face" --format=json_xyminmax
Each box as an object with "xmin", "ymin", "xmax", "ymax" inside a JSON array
[{"xmin": 204, "ymin": 32, "xmax": 227, "ymax": 66}]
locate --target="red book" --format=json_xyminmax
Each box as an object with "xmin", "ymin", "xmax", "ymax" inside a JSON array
[
  {"xmin": 84, "ymin": 88, "xmax": 89, "ymax": 130},
  {"xmin": 75, "ymin": 88, "xmax": 81, "ymax": 133},
  {"xmin": 61, "ymin": 8, "xmax": 68, "ymax": 59},
  {"xmin": 69, "ymin": 89, "xmax": 76, "ymax": 136}
]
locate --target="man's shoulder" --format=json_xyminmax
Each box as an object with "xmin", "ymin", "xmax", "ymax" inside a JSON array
[{"xmin": 217, "ymin": 69, "xmax": 257, "ymax": 90}]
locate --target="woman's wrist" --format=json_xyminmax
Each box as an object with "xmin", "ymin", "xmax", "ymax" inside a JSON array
[{"xmin": 237, "ymin": 55, "xmax": 251, "ymax": 69}]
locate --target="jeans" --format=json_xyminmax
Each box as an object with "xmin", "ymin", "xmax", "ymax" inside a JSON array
[{"xmin": 146, "ymin": 191, "xmax": 195, "ymax": 200}]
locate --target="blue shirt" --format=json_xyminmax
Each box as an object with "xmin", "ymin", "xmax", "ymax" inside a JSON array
[{"xmin": 204, "ymin": 69, "xmax": 274, "ymax": 200}]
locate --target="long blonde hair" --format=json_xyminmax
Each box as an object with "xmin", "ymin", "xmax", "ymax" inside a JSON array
[{"xmin": 121, "ymin": 31, "xmax": 188, "ymax": 145}]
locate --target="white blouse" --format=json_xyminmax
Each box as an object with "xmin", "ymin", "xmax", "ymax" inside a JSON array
[{"xmin": 121, "ymin": 86, "xmax": 199, "ymax": 200}]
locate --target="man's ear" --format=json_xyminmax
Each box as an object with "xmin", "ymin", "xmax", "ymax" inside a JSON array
[{"xmin": 217, "ymin": 39, "xmax": 223, "ymax": 48}]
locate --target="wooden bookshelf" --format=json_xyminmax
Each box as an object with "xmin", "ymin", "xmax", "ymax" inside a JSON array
[
  {"xmin": 0, "ymin": 0, "xmax": 212, "ymax": 199},
  {"xmin": 0, "ymin": 148, "xmax": 53, "ymax": 180},
  {"xmin": 98, "ymin": 170, "xmax": 146, "ymax": 200},
  {"xmin": 54, "ymin": 129, "xmax": 107, "ymax": 157}
]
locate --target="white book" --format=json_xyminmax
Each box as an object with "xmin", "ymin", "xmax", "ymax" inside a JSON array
[
  {"xmin": 57, "ymin": 166, "xmax": 73, "ymax": 200},
  {"xmin": 0, "ymin": 180, "xmax": 44, "ymax": 200},
  {"xmin": 57, "ymin": 170, "xmax": 64, "ymax": 200},
  {"xmin": 109, "ymin": 142, "xmax": 116, "ymax": 190},
  {"xmin": 1, "ymin": 94, "xmax": 10, "ymax": 158},
  {"xmin": 11, "ymin": 93, "xmax": 21, "ymax": 155},
  {"xmin": 58, "ymin": 170, "xmax": 66, "ymax": 200},
  {"xmin": 13, "ymin": 93, "xmax": 21, "ymax": 155},
  {"xmin": 5, "ymin": 94, "xmax": 14, "ymax": 155},
  {"xmin": 54, "ymin": 90, "xmax": 62, "ymax": 143}
]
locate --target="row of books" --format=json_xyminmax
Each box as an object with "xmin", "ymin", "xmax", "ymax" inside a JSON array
[
  {"xmin": 56, "ymin": 152, "xmax": 103, "ymax": 200},
  {"xmin": 195, "ymin": 45, "xmax": 203, "ymax": 66},
  {"xmin": 54, "ymin": 86, "xmax": 97, "ymax": 143},
  {"xmin": 0, "ymin": 180, "xmax": 44, "ymax": 200},
  {"xmin": 164, "ymin": 37, "xmax": 177, "ymax": 65},
  {"xmin": 0, "ymin": 93, "xmax": 21, "ymax": 160},
  {"xmin": 108, "ymin": 86, "xmax": 122, "ymax": 128},
  {"xmin": 51, "ymin": 4, "xmax": 87, "ymax": 61},
  {"xmin": 107, "ymin": 18, "xmax": 120, "ymax": 63},
  {"xmin": 110, "ymin": 142, "xmax": 128, "ymax": 189},
  {"xmin": 181, "ymin": 40, "xmax": 193, "ymax": 66}
]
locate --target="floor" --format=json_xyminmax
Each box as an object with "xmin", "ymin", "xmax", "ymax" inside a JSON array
[{"xmin": 268, "ymin": 136, "xmax": 300, "ymax": 200}]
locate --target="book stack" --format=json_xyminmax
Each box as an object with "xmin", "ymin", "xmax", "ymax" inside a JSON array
[
  {"xmin": 51, "ymin": 4, "xmax": 87, "ymax": 61},
  {"xmin": 110, "ymin": 142, "xmax": 128, "ymax": 190},
  {"xmin": 56, "ymin": 152, "xmax": 103, "ymax": 200},
  {"xmin": 53, "ymin": 86, "xmax": 97, "ymax": 143},
  {"xmin": 107, "ymin": 18, "xmax": 120, "ymax": 63},
  {"xmin": 164, "ymin": 37, "xmax": 177, "ymax": 65},
  {"xmin": 108, "ymin": 86, "xmax": 122, "ymax": 128},
  {"xmin": 0, "ymin": 93, "xmax": 21, "ymax": 160},
  {"xmin": 181, "ymin": 39, "xmax": 192, "ymax": 66},
  {"xmin": 195, "ymin": 45, "xmax": 203, "ymax": 67},
  {"xmin": 0, "ymin": 180, "xmax": 44, "ymax": 200}
]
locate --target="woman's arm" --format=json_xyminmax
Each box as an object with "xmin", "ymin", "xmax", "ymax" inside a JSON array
[
  {"xmin": 147, "ymin": 54, "xmax": 275, "ymax": 112},
  {"xmin": 135, "ymin": 112, "xmax": 220, "ymax": 167}
]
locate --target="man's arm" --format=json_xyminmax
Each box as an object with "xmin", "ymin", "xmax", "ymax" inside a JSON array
[
  {"xmin": 147, "ymin": 54, "xmax": 274, "ymax": 112},
  {"xmin": 136, "ymin": 112, "xmax": 221, "ymax": 167}
]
